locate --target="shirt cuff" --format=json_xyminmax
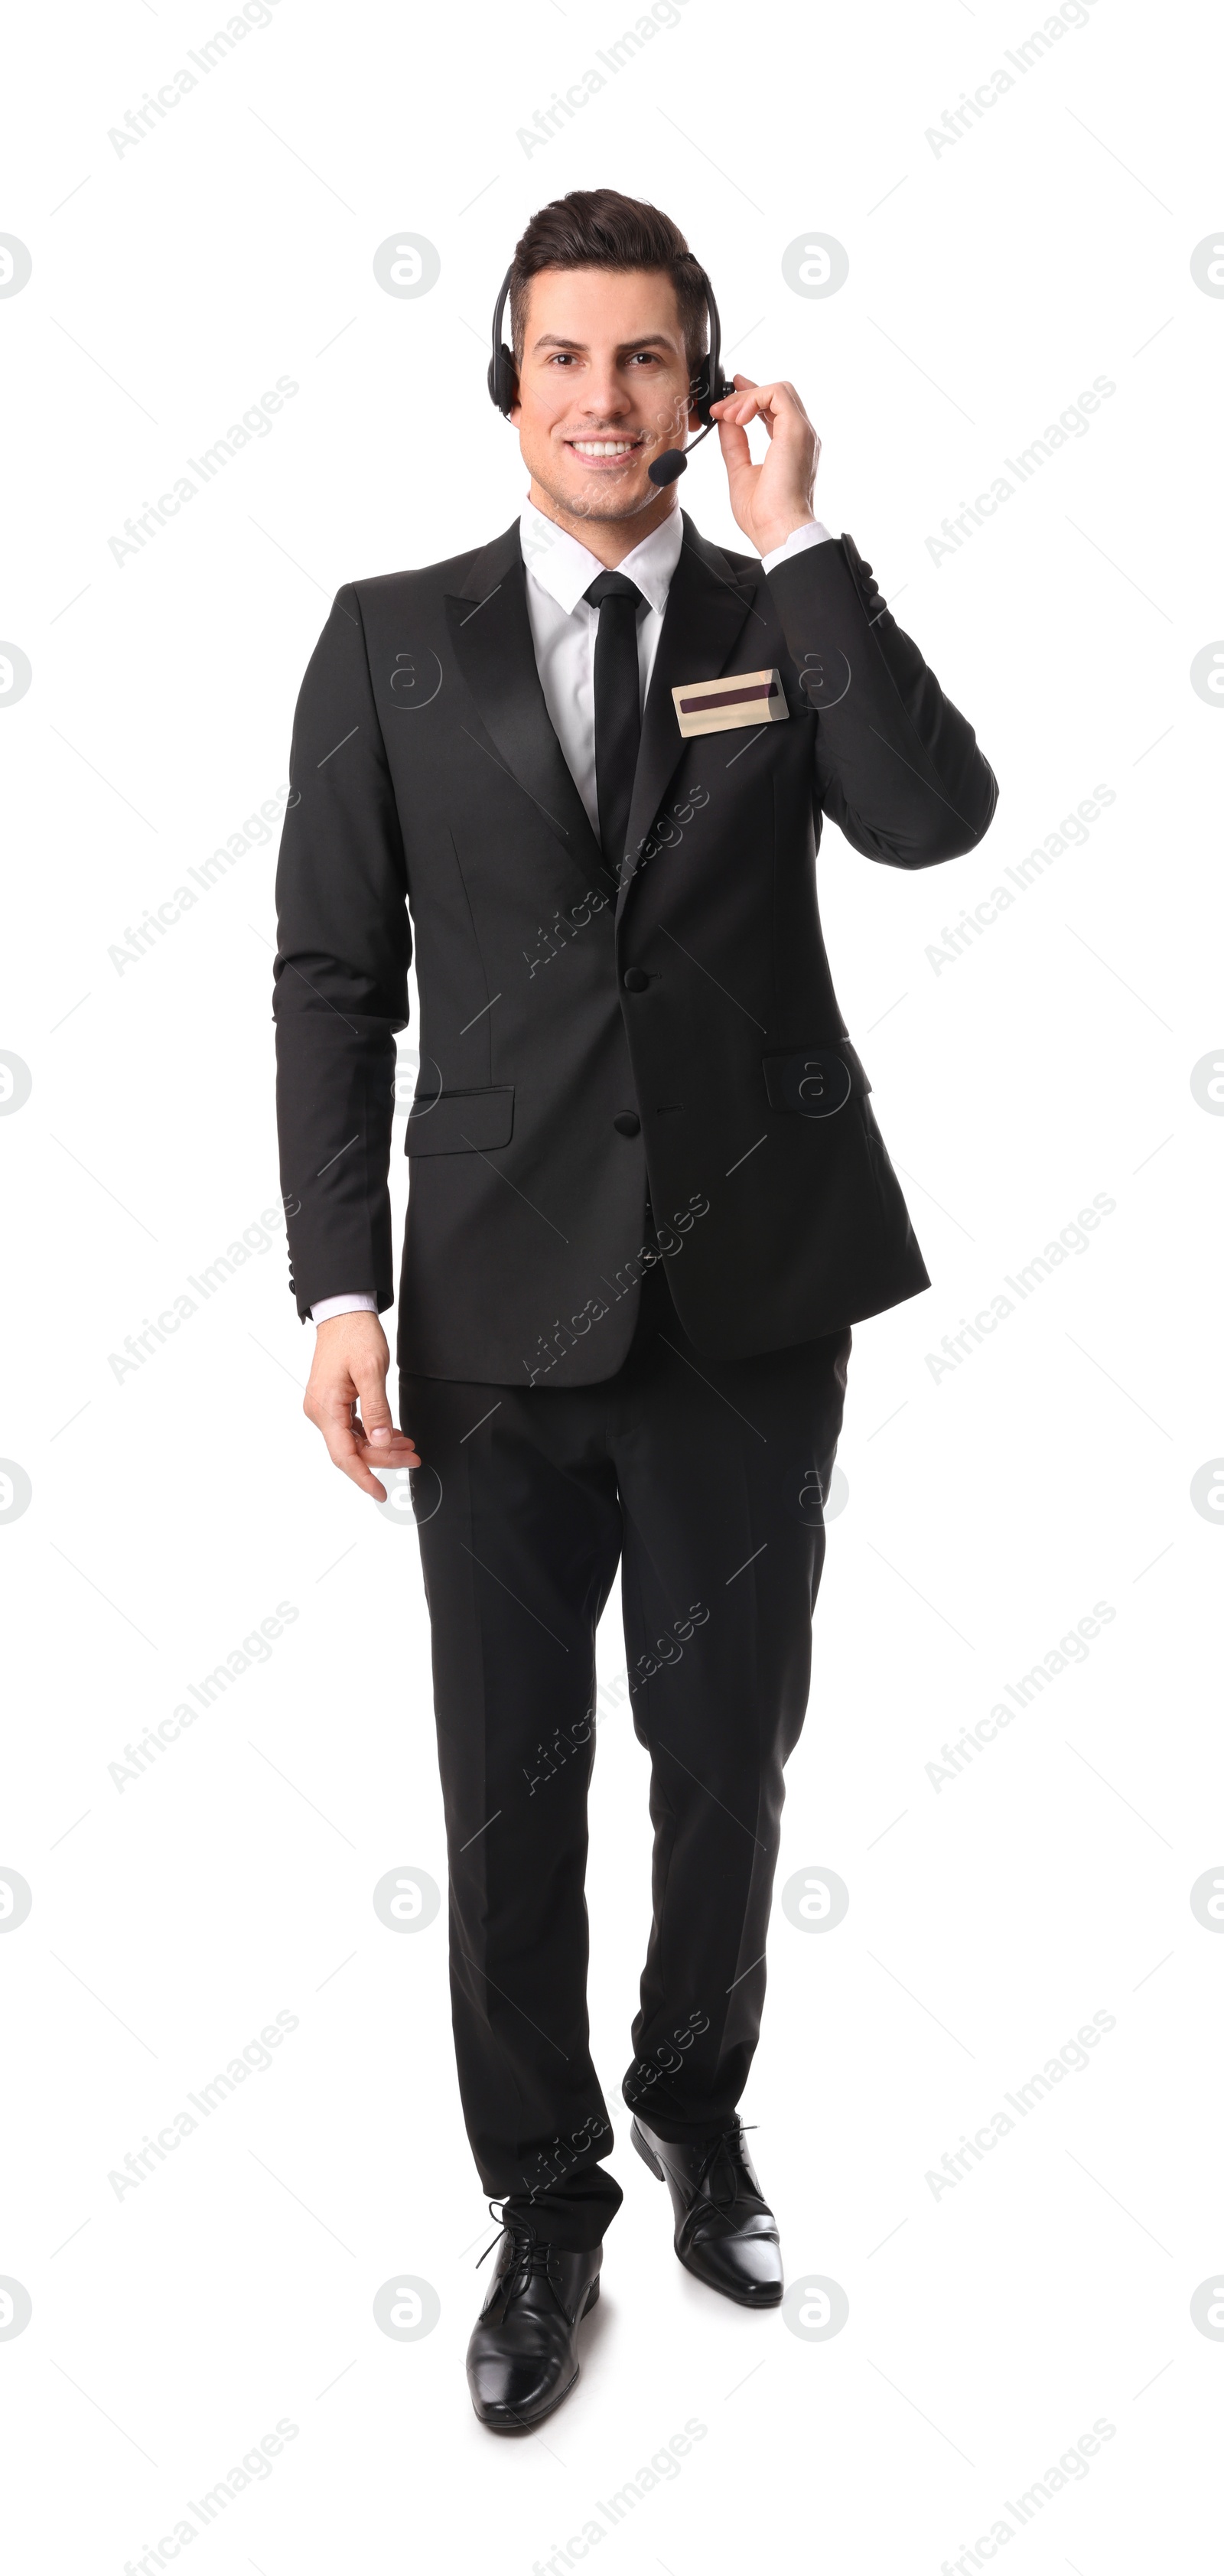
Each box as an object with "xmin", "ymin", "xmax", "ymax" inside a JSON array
[
  {"xmin": 761, "ymin": 519, "xmax": 836, "ymax": 576},
  {"xmin": 311, "ymin": 1293, "xmax": 379, "ymax": 1324}
]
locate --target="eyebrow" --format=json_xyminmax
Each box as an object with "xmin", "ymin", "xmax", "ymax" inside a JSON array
[{"xmin": 530, "ymin": 333, "xmax": 679, "ymax": 355}]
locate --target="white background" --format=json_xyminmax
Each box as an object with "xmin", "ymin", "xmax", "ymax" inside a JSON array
[{"xmin": 2, "ymin": 0, "xmax": 1222, "ymax": 2568}]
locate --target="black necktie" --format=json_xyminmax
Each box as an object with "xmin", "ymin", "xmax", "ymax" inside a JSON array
[{"xmin": 584, "ymin": 571, "xmax": 644, "ymax": 868}]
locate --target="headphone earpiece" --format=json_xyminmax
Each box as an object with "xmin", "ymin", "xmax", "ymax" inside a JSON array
[
  {"xmin": 487, "ymin": 344, "xmax": 517, "ymax": 415},
  {"xmin": 688, "ymin": 269, "xmax": 733, "ymax": 428},
  {"xmin": 487, "ymin": 268, "xmax": 517, "ymax": 416}
]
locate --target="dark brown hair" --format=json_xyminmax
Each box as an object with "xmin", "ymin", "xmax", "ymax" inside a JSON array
[{"xmin": 509, "ymin": 188, "xmax": 708, "ymax": 380}]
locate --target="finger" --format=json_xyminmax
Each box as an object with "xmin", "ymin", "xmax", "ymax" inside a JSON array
[
  {"xmin": 759, "ymin": 379, "xmax": 817, "ymax": 436},
  {"xmin": 710, "ymin": 370, "xmax": 759, "ymax": 415},
  {"xmin": 715, "ymin": 412, "xmax": 755, "ymax": 475},
  {"xmin": 305, "ymin": 1373, "xmax": 359, "ymax": 1456},
  {"xmin": 350, "ymin": 1428, "xmax": 421, "ymax": 1505},
  {"xmin": 302, "ymin": 1373, "xmax": 386, "ymax": 1487},
  {"xmin": 350, "ymin": 1347, "xmax": 420, "ymax": 1499},
  {"xmin": 316, "ymin": 1405, "xmax": 387, "ymax": 1494},
  {"xmin": 352, "ymin": 1426, "xmax": 421, "ymax": 1470},
  {"xmin": 722, "ymin": 379, "xmax": 812, "ymax": 434},
  {"xmin": 343, "ymin": 1426, "xmax": 421, "ymax": 1502},
  {"xmin": 718, "ymin": 386, "xmax": 780, "ymax": 435},
  {"xmin": 711, "ymin": 377, "xmax": 763, "ymax": 427},
  {"xmin": 322, "ymin": 1420, "xmax": 389, "ymax": 1499},
  {"xmin": 351, "ymin": 1349, "xmax": 395, "ymax": 1451}
]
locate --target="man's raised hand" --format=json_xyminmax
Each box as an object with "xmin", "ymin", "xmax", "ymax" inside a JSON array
[{"xmin": 711, "ymin": 373, "xmax": 821, "ymax": 560}]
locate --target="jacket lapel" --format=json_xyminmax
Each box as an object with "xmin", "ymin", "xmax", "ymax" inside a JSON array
[
  {"xmin": 444, "ymin": 525, "xmax": 610, "ymax": 893},
  {"xmin": 617, "ymin": 514, "xmax": 761, "ymax": 921}
]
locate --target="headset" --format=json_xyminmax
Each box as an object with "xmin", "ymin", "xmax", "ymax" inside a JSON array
[{"xmin": 487, "ymin": 259, "xmax": 736, "ymax": 487}]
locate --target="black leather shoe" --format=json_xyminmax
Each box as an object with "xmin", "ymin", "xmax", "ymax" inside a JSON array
[
  {"xmin": 466, "ymin": 2214, "xmax": 602, "ymax": 2431},
  {"xmin": 632, "ymin": 2115, "xmax": 783, "ymax": 2307}
]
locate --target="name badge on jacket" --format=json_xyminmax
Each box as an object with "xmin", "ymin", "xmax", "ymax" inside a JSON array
[{"xmin": 672, "ymin": 668, "xmax": 790, "ymax": 739}]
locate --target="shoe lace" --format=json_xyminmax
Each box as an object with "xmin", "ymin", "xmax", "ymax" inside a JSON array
[
  {"xmin": 475, "ymin": 2200, "xmax": 551, "ymax": 2291},
  {"xmin": 688, "ymin": 2123, "xmax": 762, "ymax": 2227}
]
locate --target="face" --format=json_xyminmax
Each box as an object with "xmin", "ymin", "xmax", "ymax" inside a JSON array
[{"xmin": 512, "ymin": 265, "xmax": 702, "ymax": 531}]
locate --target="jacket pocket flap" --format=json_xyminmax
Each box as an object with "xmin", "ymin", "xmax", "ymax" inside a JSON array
[
  {"xmin": 405, "ymin": 1085, "xmax": 515, "ymax": 1156},
  {"xmin": 762, "ymin": 1044, "xmax": 871, "ymax": 1119}
]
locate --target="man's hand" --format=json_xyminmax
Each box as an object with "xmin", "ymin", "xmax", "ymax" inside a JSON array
[
  {"xmin": 711, "ymin": 374, "xmax": 821, "ymax": 559},
  {"xmin": 304, "ymin": 1311, "xmax": 420, "ymax": 1502}
]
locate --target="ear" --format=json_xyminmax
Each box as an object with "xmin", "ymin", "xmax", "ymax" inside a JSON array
[{"xmin": 687, "ymin": 350, "xmax": 712, "ymax": 435}]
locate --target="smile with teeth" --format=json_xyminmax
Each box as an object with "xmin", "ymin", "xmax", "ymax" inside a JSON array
[{"xmin": 568, "ymin": 436, "xmax": 643, "ymax": 457}]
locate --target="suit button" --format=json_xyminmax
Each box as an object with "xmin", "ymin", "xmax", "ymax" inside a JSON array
[
  {"xmin": 622, "ymin": 967, "xmax": 649, "ymax": 992},
  {"xmin": 613, "ymin": 1112, "xmax": 641, "ymax": 1137}
]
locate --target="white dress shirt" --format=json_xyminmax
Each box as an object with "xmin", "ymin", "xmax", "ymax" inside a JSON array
[{"xmin": 311, "ymin": 500, "xmax": 835, "ymax": 1324}]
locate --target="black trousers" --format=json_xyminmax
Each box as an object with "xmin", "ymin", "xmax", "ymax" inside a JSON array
[{"xmin": 400, "ymin": 1256, "xmax": 851, "ymax": 2251}]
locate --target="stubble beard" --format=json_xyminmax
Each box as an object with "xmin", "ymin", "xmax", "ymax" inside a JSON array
[{"xmin": 530, "ymin": 450, "xmax": 676, "ymax": 538}]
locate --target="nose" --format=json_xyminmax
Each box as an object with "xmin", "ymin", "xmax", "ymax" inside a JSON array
[{"xmin": 579, "ymin": 377, "xmax": 630, "ymax": 422}]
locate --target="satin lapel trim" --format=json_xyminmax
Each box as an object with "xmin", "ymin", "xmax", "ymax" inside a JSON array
[
  {"xmin": 444, "ymin": 530, "xmax": 608, "ymax": 891},
  {"xmin": 617, "ymin": 519, "xmax": 760, "ymax": 921}
]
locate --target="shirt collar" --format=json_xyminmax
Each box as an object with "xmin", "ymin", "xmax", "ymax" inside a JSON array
[{"xmin": 519, "ymin": 496, "xmax": 683, "ymax": 619}]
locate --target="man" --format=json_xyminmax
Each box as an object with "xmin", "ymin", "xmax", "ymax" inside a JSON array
[{"xmin": 274, "ymin": 188, "xmax": 997, "ymax": 2432}]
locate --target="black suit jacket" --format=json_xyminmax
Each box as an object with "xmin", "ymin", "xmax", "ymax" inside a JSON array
[{"xmin": 273, "ymin": 514, "xmax": 997, "ymax": 1384}]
